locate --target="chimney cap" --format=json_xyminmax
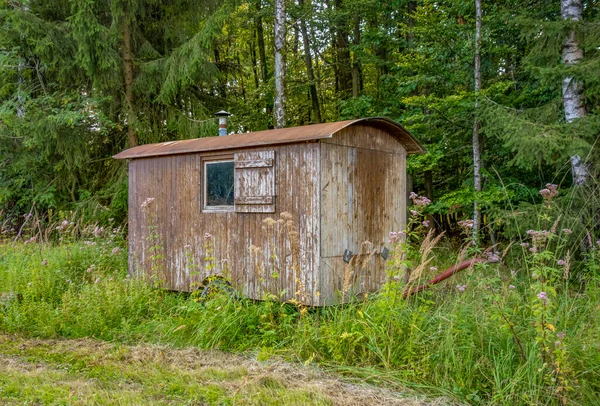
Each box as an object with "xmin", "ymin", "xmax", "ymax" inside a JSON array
[{"xmin": 215, "ymin": 110, "xmax": 232, "ymax": 117}]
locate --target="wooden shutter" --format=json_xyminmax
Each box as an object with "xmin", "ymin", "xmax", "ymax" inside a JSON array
[{"xmin": 234, "ymin": 150, "xmax": 276, "ymax": 213}]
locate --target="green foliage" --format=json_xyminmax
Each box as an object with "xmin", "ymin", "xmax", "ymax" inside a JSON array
[
  {"xmin": 1, "ymin": 0, "xmax": 600, "ymax": 238},
  {"xmin": 2, "ymin": 189, "xmax": 600, "ymax": 405}
]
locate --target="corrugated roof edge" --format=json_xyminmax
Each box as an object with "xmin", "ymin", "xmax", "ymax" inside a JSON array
[{"xmin": 113, "ymin": 117, "xmax": 426, "ymax": 160}]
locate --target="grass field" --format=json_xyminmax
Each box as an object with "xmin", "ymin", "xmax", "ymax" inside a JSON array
[
  {"xmin": 1, "ymin": 200, "xmax": 599, "ymax": 405},
  {"xmin": 0, "ymin": 334, "xmax": 442, "ymax": 405}
]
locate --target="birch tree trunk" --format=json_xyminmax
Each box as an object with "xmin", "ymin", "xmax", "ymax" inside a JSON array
[
  {"xmin": 274, "ymin": 0, "xmax": 286, "ymax": 128},
  {"xmin": 472, "ymin": 0, "xmax": 482, "ymax": 242},
  {"xmin": 122, "ymin": 11, "xmax": 138, "ymax": 147},
  {"xmin": 561, "ymin": 0, "xmax": 587, "ymax": 185}
]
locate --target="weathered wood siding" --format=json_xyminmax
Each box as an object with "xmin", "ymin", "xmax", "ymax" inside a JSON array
[
  {"xmin": 319, "ymin": 125, "xmax": 406, "ymax": 305},
  {"xmin": 128, "ymin": 143, "xmax": 321, "ymax": 305}
]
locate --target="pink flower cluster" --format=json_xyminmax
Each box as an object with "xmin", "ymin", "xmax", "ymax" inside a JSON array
[
  {"xmin": 526, "ymin": 229, "xmax": 549, "ymax": 248},
  {"xmin": 456, "ymin": 284, "xmax": 467, "ymax": 292},
  {"xmin": 486, "ymin": 252, "xmax": 500, "ymax": 263},
  {"xmin": 409, "ymin": 192, "xmax": 431, "ymax": 206},
  {"xmin": 389, "ymin": 230, "xmax": 405, "ymax": 243},
  {"xmin": 539, "ymin": 184, "xmax": 558, "ymax": 200}
]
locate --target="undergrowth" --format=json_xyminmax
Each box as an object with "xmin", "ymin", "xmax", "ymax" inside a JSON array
[{"xmin": 1, "ymin": 188, "xmax": 599, "ymax": 405}]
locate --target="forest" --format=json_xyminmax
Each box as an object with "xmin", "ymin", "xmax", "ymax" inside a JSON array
[
  {"xmin": 0, "ymin": 0, "xmax": 598, "ymax": 227},
  {"xmin": 1, "ymin": 0, "xmax": 600, "ymax": 405}
]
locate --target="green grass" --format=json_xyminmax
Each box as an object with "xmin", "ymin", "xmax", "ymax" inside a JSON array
[
  {"xmin": 0, "ymin": 239, "xmax": 599, "ymax": 405},
  {"xmin": 0, "ymin": 334, "xmax": 338, "ymax": 405}
]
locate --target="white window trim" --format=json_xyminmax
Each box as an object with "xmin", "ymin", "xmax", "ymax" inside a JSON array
[{"xmin": 203, "ymin": 159, "xmax": 235, "ymax": 213}]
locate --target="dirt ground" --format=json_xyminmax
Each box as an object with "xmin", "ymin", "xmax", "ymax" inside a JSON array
[{"xmin": 0, "ymin": 334, "xmax": 454, "ymax": 405}]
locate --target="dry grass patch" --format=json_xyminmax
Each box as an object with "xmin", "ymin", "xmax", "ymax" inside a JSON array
[{"xmin": 0, "ymin": 334, "xmax": 449, "ymax": 405}]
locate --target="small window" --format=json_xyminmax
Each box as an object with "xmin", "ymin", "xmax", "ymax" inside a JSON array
[{"xmin": 204, "ymin": 160, "xmax": 234, "ymax": 209}]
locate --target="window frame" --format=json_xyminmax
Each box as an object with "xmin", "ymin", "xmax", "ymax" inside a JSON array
[{"xmin": 202, "ymin": 156, "xmax": 235, "ymax": 213}]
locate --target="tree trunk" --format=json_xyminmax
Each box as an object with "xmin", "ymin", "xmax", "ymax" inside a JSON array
[
  {"xmin": 561, "ymin": 0, "xmax": 587, "ymax": 185},
  {"xmin": 472, "ymin": 0, "xmax": 482, "ymax": 242},
  {"xmin": 298, "ymin": 0, "xmax": 321, "ymax": 123},
  {"xmin": 255, "ymin": 0, "xmax": 268, "ymax": 85},
  {"xmin": 274, "ymin": 0, "xmax": 286, "ymax": 128},
  {"xmin": 122, "ymin": 11, "xmax": 138, "ymax": 147},
  {"xmin": 250, "ymin": 35, "xmax": 259, "ymax": 89},
  {"xmin": 255, "ymin": 0, "xmax": 272, "ymax": 118},
  {"xmin": 334, "ymin": 0, "xmax": 352, "ymax": 98},
  {"xmin": 351, "ymin": 11, "xmax": 361, "ymax": 98}
]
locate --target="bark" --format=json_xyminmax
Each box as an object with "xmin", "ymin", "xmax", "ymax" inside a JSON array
[
  {"xmin": 255, "ymin": 0, "xmax": 268, "ymax": 84},
  {"xmin": 472, "ymin": 0, "xmax": 482, "ymax": 242},
  {"xmin": 122, "ymin": 11, "xmax": 138, "ymax": 147},
  {"xmin": 334, "ymin": 0, "xmax": 352, "ymax": 97},
  {"xmin": 255, "ymin": 0, "xmax": 272, "ymax": 118},
  {"xmin": 298, "ymin": 0, "xmax": 321, "ymax": 123},
  {"xmin": 274, "ymin": 0, "xmax": 286, "ymax": 128},
  {"xmin": 561, "ymin": 0, "xmax": 587, "ymax": 185},
  {"xmin": 351, "ymin": 11, "xmax": 361, "ymax": 98},
  {"xmin": 250, "ymin": 36, "xmax": 259, "ymax": 89}
]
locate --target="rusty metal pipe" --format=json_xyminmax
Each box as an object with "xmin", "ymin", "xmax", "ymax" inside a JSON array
[{"xmin": 402, "ymin": 258, "xmax": 486, "ymax": 298}]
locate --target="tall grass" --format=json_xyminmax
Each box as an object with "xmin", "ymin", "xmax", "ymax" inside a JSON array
[{"xmin": 1, "ymin": 189, "xmax": 599, "ymax": 404}]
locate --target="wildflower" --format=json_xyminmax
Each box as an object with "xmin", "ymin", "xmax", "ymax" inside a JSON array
[
  {"xmin": 529, "ymin": 247, "xmax": 537, "ymax": 253},
  {"xmin": 456, "ymin": 284, "xmax": 467, "ymax": 292},
  {"xmin": 539, "ymin": 184, "xmax": 558, "ymax": 200},
  {"xmin": 108, "ymin": 218, "xmax": 114, "ymax": 222},
  {"xmin": 93, "ymin": 226, "xmax": 104, "ymax": 237},
  {"xmin": 510, "ymin": 270, "xmax": 517, "ymax": 277},
  {"xmin": 537, "ymin": 291, "xmax": 549, "ymax": 304},
  {"xmin": 94, "ymin": 278, "xmax": 101, "ymax": 284},
  {"xmin": 410, "ymin": 210, "xmax": 419, "ymax": 217},
  {"xmin": 422, "ymin": 220, "xmax": 430, "ymax": 227},
  {"xmin": 66, "ymin": 279, "xmax": 71, "ymax": 284},
  {"xmin": 562, "ymin": 228, "xmax": 572, "ymax": 234},
  {"xmin": 111, "ymin": 247, "xmax": 120, "ymax": 255},
  {"xmin": 557, "ymin": 331, "xmax": 566, "ymax": 340},
  {"xmin": 509, "ymin": 285, "xmax": 516, "ymax": 289},
  {"xmin": 388, "ymin": 231, "xmax": 405, "ymax": 243},
  {"xmin": 486, "ymin": 252, "xmax": 500, "ymax": 263},
  {"xmin": 409, "ymin": 192, "xmax": 431, "ymax": 206},
  {"xmin": 520, "ymin": 242, "xmax": 529, "ymax": 247},
  {"xmin": 204, "ymin": 232, "xmax": 212, "ymax": 239},
  {"xmin": 430, "ymin": 266, "xmax": 438, "ymax": 272},
  {"xmin": 557, "ymin": 259, "xmax": 566, "ymax": 266},
  {"xmin": 41, "ymin": 259, "xmax": 48, "ymax": 266},
  {"xmin": 532, "ymin": 272, "xmax": 538, "ymax": 279}
]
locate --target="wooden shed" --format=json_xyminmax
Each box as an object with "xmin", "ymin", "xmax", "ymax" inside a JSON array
[{"xmin": 114, "ymin": 118, "xmax": 425, "ymax": 306}]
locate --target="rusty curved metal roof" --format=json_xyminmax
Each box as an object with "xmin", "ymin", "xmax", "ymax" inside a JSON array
[{"xmin": 113, "ymin": 117, "xmax": 425, "ymax": 160}]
